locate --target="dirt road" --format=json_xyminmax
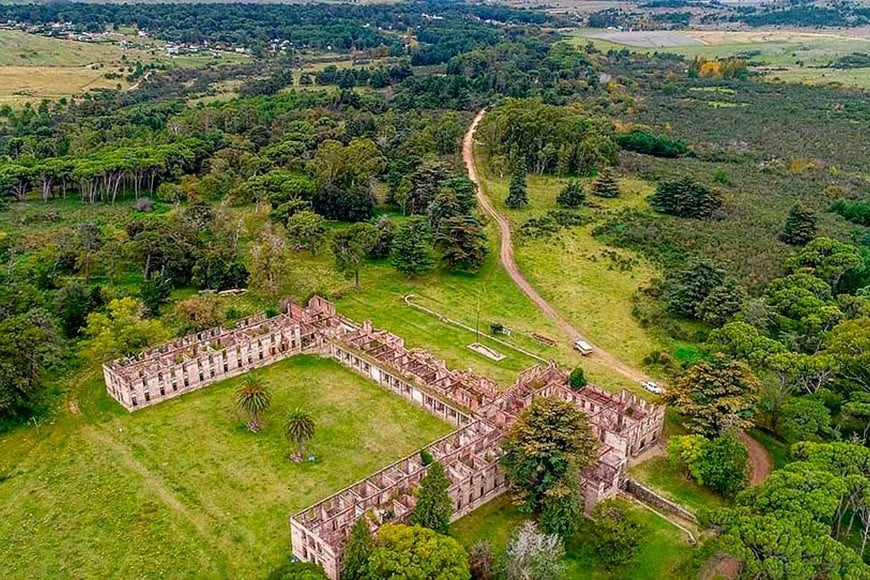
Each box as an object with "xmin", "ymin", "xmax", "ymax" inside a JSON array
[
  {"xmin": 462, "ymin": 109, "xmax": 772, "ymax": 484},
  {"xmin": 463, "ymin": 109, "xmax": 646, "ymax": 383}
]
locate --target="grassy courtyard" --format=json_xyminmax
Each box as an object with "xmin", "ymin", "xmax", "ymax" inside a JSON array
[
  {"xmin": 453, "ymin": 495, "xmax": 696, "ymax": 579},
  {"xmin": 0, "ymin": 355, "xmax": 451, "ymax": 577}
]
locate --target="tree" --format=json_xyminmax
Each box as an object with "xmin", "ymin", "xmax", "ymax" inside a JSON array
[
  {"xmin": 664, "ymin": 354, "xmax": 761, "ymax": 437},
  {"xmin": 368, "ymin": 215, "xmax": 395, "ymax": 259},
  {"xmin": 0, "ymin": 309, "xmax": 64, "ymax": 420},
  {"xmin": 780, "ymin": 203, "xmax": 817, "ymax": 246},
  {"xmin": 140, "ymin": 271, "xmax": 172, "ymax": 315},
  {"xmin": 410, "ymin": 461, "xmax": 453, "ymax": 535},
  {"xmin": 707, "ymin": 321, "xmax": 788, "ymax": 367},
  {"xmin": 173, "ymin": 294, "xmax": 226, "ymax": 335},
  {"xmin": 505, "ymin": 164, "xmax": 528, "ymax": 209},
  {"xmin": 249, "ymin": 224, "xmax": 291, "ymax": 298},
  {"xmin": 367, "ymin": 524, "xmax": 470, "ymax": 580},
  {"xmin": 428, "ymin": 189, "xmax": 463, "ymax": 232},
  {"xmin": 670, "ymin": 434, "xmax": 748, "ymax": 497},
  {"xmin": 331, "ymin": 222, "xmax": 377, "ymax": 290},
  {"xmin": 80, "ymin": 297, "xmax": 169, "ymax": 364},
  {"xmin": 591, "ymin": 168, "xmax": 620, "ymax": 198},
  {"xmin": 667, "ymin": 259, "xmax": 725, "ymax": 318},
  {"xmin": 697, "ymin": 277, "xmax": 747, "ymax": 327},
  {"xmin": 54, "ymin": 281, "xmax": 101, "ymax": 338},
  {"xmin": 501, "ymin": 521, "xmax": 565, "ymax": 580},
  {"xmin": 825, "ymin": 318, "xmax": 870, "ymax": 392},
  {"xmin": 568, "ymin": 366, "xmax": 587, "ymax": 389},
  {"xmin": 588, "ymin": 499, "xmax": 645, "ymax": 569},
  {"xmin": 236, "ymin": 374, "xmax": 271, "ymax": 433},
  {"xmin": 74, "ymin": 222, "xmax": 102, "ymax": 283},
  {"xmin": 778, "ymin": 396, "xmax": 833, "ymax": 444},
  {"xmin": 390, "ymin": 216, "xmax": 434, "ymax": 277},
  {"xmin": 468, "ymin": 542, "xmax": 494, "ymax": 580},
  {"xmin": 286, "ymin": 210, "xmax": 326, "ymax": 256},
  {"xmin": 786, "ymin": 237, "xmax": 865, "ymax": 291},
  {"xmin": 343, "ymin": 517, "xmax": 374, "ymax": 580},
  {"xmin": 435, "ymin": 216, "xmax": 488, "ymax": 272},
  {"xmin": 540, "ymin": 476, "xmax": 581, "ymax": 539},
  {"xmin": 649, "ymin": 176, "xmax": 721, "ymax": 220},
  {"xmin": 500, "ymin": 396, "xmax": 599, "ymax": 513},
  {"xmin": 284, "ymin": 408, "xmax": 316, "ymax": 459},
  {"xmin": 267, "ymin": 561, "xmax": 328, "ymax": 580},
  {"xmin": 556, "ymin": 181, "xmax": 585, "ymax": 208}
]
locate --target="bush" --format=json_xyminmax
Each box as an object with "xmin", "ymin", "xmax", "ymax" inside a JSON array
[
  {"xmin": 569, "ymin": 367, "xmax": 587, "ymax": 389},
  {"xmin": 617, "ymin": 129, "xmax": 689, "ymax": 158},
  {"xmin": 266, "ymin": 561, "xmax": 328, "ymax": 580},
  {"xmin": 556, "ymin": 181, "xmax": 585, "ymax": 208}
]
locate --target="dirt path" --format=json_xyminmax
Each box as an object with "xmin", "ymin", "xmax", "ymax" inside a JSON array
[
  {"xmin": 738, "ymin": 430, "xmax": 773, "ymax": 485},
  {"xmin": 463, "ymin": 109, "xmax": 773, "ymax": 484},
  {"xmin": 463, "ymin": 110, "xmax": 646, "ymax": 383}
]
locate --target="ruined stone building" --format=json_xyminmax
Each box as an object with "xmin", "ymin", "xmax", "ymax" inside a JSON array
[{"xmin": 103, "ymin": 296, "xmax": 665, "ymax": 579}]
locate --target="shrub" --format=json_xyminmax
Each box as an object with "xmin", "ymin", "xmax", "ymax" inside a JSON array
[
  {"xmin": 649, "ymin": 177, "xmax": 722, "ymax": 220},
  {"xmin": 617, "ymin": 129, "xmax": 689, "ymax": 158},
  {"xmin": 556, "ymin": 181, "xmax": 585, "ymax": 208},
  {"xmin": 569, "ymin": 367, "xmax": 587, "ymax": 389}
]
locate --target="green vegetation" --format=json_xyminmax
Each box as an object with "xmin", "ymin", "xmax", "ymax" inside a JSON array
[
  {"xmin": 0, "ymin": 356, "xmax": 451, "ymax": 576},
  {"xmin": 630, "ymin": 456, "xmax": 727, "ymax": 515},
  {"xmin": 454, "ymin": 496, "xmax": 696, "ymax": 579}
]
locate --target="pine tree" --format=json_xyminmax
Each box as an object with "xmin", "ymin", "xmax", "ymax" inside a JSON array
[
  {"xmin": 780, "ymin": 203, "xmax": 817, "ymax": 246},
  {"xmin": 435, "ymin": 215, "xmax": 488, "ymax": 272},
  {"xmin": 342, "ymin": 517, "xmax": 374, "ymax": 580},
  {"xmin": 505, "ymin": 164, "xmax": 529, "ymax": 209},
  {"xmin": 649, "ymin": 176, "xmax": 721, "ymax": 219},
  {"xmin": 390, "ymin": 216, "xmax": 434, "ymax": 277},
  {"xmin": 409, "ymin": 461, "xmax": 453, "ymax": 535},
  {"xmin": 592, "ymin": 168, "xmax": 621, "ymax": 198},
  {"xmin": 556, "ymin": 181, "xmax": 585, "ymax": 208}
]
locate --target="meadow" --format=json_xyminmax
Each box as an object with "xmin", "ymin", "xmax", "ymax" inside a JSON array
[
  {"xmin": 576, "ymin": 28, "xmax": 870, "ymax": 89},
  {"xmin": 0, "ymin": 29, "xmax": 245, "ymax": 106},
  {"xmin": 0, "ymin": 355, "xmax": 451, "ymax": 577}
]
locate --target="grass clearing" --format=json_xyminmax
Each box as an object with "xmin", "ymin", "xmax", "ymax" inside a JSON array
[
  {"xmin": 475, "ymin": 158, "xmax": 665, "ymax": 372},
  {"xmin": 0, "ymin": 355, "xmax": 451, "ymax": 577},
  {"xmin": 630, "ymin": 456, "xmax": 727, "ymax": 515},
  {"xmin": 749, "ymin": 428, "xmax": 792, "ymax": 470},
  {"xmin": 453, "ymin": 495, "xmax": 696, "ymax": 579}
]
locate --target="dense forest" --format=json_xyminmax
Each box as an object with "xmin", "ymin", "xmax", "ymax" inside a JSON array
[{"xmin": 1, "ymin": 1, "xmax": 869, "ymax": 578}]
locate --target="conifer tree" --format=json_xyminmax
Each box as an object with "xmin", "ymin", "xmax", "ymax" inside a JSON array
[
  {"xmin": 505, "ymin": 164, "xmax": 529, "ymax": 209},
  {"xmin": 592, "ymin": 168, "xmax": 621, "ymax": 199},
  {"xmin": 390, "ymin": 216, "xmax": 434, "ymax": 277},
  {"xmin": 409, "ymin": 461, "xmax": 453, "ymax": 535},
  {"xmin": 342, "ymin": 517, "xmax": 374, "ymax": 580},
  {"xmin": 780, "ymin": 203, "xmax": 817, "ymax": 246},
  {"xmin": 435, "ymin": 215, "xmax": 488, "ymax": 272},
  {"xmin": 649, "ymin": 176, "xmax": 721, "ymax": 219},
  {"xmin": 556, "ymin": 181, "xmax": 585, "ymax": 208}
]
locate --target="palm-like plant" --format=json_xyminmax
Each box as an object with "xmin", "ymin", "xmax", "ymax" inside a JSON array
[
  {"xmin": 284, "ymin": 408, "xmax": 316, "ymax": 460},
  {"xmin": 235, "ymin": 374, "xmax": 271, "ymax": 433}
]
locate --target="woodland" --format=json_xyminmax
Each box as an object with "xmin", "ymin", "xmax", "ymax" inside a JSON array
[{"xmin": 1, "ymin": 1, "xmax": 869, "ymax": 579}]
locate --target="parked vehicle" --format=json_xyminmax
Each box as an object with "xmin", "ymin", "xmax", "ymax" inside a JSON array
[
  {"xmin": 573, "ymin": 340, "xmax": 593, "ymax": 355},
  {"xmin": 641, "ymin": 380, "xmax": 664, "ymax": 395}
]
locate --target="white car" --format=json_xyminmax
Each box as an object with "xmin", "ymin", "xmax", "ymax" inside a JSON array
[
  {"xmin": 641, "ymin": 380, "xmax": 664, "ymax": 395},
  {"xmin": 573, "ymin": 340, "xmax": 593, "ymax": 355}
]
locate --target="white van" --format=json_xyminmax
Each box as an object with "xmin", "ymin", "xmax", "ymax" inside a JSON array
[{"xmin": 573, "ymin": 340, "xmax": 593, "ymax": 356}]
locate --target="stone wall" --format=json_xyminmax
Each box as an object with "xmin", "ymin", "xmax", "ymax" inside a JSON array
[{"xmin": 622, "ymin": 478, "xmax": 699, "ymax": 524}]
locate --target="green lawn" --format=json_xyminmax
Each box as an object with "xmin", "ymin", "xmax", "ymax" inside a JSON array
[
  {"xmin": 453, "ymin": 496, "xmax": 696, "ymax": 579},
  {"xmin": 0, "ymin": 355, "xmax": 452, "ymax": 577},
  {"xmin": 630, "ymin": 456, "xmax": 727, "ymax": 515},
  {"xmin": 475, "ymin": 155, "xmax": 666, "ymax": 374}
]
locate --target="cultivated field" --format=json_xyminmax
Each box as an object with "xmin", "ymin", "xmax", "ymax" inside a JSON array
[
  {"xmin": 577, "ymin": 28, "xmax": 870, "ymax": 88},
  {"xmin": 0, "ymin": 355, "xmax": 451, "ymax": 577}
]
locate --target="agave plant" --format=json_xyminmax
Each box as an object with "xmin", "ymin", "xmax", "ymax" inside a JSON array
[
  {"xmin": 235, "ymin": 374, "xmax": 271, "ymax": 432},
  {"xmin": 284, "ymin": 408, "xmax": 316, "ymax": 460}
]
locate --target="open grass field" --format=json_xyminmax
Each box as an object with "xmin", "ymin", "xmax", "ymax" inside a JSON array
[
  {"xmin": 0, "ymin": 29, "xmax": 246, "ymax": 106},
  {"xmin": 575, "ymin": 28, "xmax": 870, "ymax": 89},
  {"xmin": 474, "ymin": 157, "xmax": 666, "ymax": 372},
  {"xmin": 0, "ymin": 355, "xmax": 452, "ymax": 577},
  {"xmin": 453, "ymin": 495, "xmax": 696, "ymax": 578}
]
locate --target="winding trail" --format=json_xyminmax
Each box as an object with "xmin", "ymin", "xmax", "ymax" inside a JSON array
[{"xmin": 462, "ymin": 109, "xmax": 772, "ymax": 484}]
